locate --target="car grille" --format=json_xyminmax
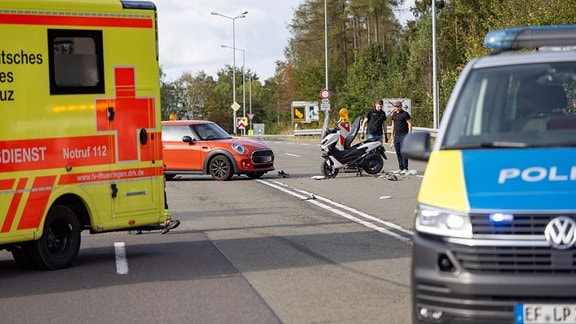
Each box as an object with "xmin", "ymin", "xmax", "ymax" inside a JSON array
[
  {"xmin": 251, "ymin": 149, "xmax": 274, "ymax": 167},
  {"xmin": 448, "ymin": 243, "xmax": 576, "ymax": 274},
  {"xmin": 471, "ymin": 213, "xmax": 576, "ymax": 235},
  {"xmin": 447, "ymin": 213, "xmax": 576, "ymax": 274}
]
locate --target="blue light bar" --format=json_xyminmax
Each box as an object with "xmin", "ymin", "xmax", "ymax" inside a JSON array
[{"xmin": 484, "ymin": 25, "xmax": 576, "ymax": 50}]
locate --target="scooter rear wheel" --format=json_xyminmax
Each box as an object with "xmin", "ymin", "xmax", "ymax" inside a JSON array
[
  {"xmin": 363, "ymin": 156, "xmax": 384, "ymax": 174},
  {"xmin": 321, "ymin": 159, "xmax": 339, "ymax": 178}
]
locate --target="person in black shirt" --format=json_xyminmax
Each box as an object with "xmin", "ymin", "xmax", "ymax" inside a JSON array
[
  {"xmin": 360, "ymin": 99, "xmax": 388, "ymax": 143},
  {"xmin": 388, "ymin": 100, "xmax": 412, "ymax": 174}
]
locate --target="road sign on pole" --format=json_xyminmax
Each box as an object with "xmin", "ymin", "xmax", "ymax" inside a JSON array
[
  {"xmin": 231, "ymin": 101, "xmax": 240, "ymax": 112},
  {"xmin": 237, "ymin": 117, "xmax": 247, "ymax": 129},
  {"xmin": 320, "ymin": 99, "xmax": 330, "ymax": 111}
]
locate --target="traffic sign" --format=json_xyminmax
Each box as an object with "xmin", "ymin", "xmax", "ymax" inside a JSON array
[
  {"xmin": 231, "ymin": 101, "xmax": 240, "ymax": 112},
  {"xmin": 320, "ymin": 89, "xmax": 331, "ymax": 99},
  {"xmin": 237, "ymin": 117, "xmax": 246, "ymax": 129},
  {"xmin": 247, "ymin": 113, "xmax": 255, "ymax": 121}
]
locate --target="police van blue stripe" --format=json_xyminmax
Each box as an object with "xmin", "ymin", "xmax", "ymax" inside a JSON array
[{"xmin": 461, "ymin": 148, "xmax": 576, "ymax": 210}]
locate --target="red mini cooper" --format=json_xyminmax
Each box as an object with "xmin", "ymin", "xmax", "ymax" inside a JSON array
[{"xmin": 161, "ymin": 120, "xmax": 275, "ymax": 181}]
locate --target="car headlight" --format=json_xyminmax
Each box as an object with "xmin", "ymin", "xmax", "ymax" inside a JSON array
[
  {"xmin": 415, "ymin": 205, "xmax": 472, "ymax": 238},
  {"xmin": 231, "ymin": 143, "xmax": 247, "ymax": 154}
]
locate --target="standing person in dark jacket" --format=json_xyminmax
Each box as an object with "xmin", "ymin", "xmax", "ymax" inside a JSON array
[
  {"xmin": 360, "ymin": 99, "xmax": 388, "ymax": 143},
  {"xmin": 388, "ymin": 100, "xmax": 412, "ymax": 174}
]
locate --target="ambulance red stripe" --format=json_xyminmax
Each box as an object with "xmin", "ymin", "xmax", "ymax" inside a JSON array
[
  {"xmin": 1, "ymin": 178, "xmax": 27, "ymax": 233},
  {"xmin": 0, "ymin": 179, "xmax": 15, "ymax": 190},
  {"xmin": 0, "ymin": 13, "xmax": 153, "ymax": 28},
  {"xmin": 0, "ymin": 135, "xmax": 116, "ymax": 173},
  {"xmin": 18, "ymin": 176, "xmax": 56, "ymax": 230}
]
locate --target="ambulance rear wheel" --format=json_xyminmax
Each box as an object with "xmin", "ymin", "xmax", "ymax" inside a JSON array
[
  {"xmin": 321, "ymin": 159, "xmax": 339, "ymax": 178},
  {"xmin": 27, "ymin": 205, "xmax": 81, "ymax": 270}
]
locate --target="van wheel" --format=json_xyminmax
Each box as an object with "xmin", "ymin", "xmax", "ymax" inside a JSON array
[
  {"xmin": 27, "ymin": 205, "xmax": 81, "ymax": 270},
  {"xmin": 209, "ymin": 155, "xmax": 234, "ymax": 181}
]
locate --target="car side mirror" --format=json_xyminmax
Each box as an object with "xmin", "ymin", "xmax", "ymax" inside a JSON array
[
  {"xmin": 182, "ymin": 135, "xmax": 195, "ymax": 144},
  {"xmin": 400, "ymin": 132, "xmax": 431, "ymax": 161}
]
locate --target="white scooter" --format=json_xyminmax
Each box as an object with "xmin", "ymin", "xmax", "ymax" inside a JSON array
[{"xmin": 320, "ymin": 116, "xmax": 387, "ymax": 178}]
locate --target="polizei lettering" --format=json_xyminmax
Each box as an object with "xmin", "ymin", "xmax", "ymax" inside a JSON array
[
  {"xmin": 1, "ymin": 146, "xmax": 47, "ymax": 164},
  {"xmin": 498, "ymin": 166, "xmax": 576, "ymax": 184}
]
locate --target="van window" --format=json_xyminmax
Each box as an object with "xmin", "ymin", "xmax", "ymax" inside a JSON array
[
  {"xmin": 442, "ymin": 62, "xmax": 576, "ymax": 149},
  {"xmin": 48, "ymin": 29, "xmax": 104, "ymax": 94}
]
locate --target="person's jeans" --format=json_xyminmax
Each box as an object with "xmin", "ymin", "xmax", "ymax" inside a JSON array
[
  {"xmin": 367, "ymin": 133, "xmax": 383, "ymax": 142},
  {"xmin": 393, "ymin": 134, "xmax": 408, "ymax": 170}
]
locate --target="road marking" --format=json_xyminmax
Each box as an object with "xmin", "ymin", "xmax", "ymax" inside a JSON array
[
  {"xmin": 114, "ymin": 242, "xmax": 129, "ymax": 275},
  {"xmin": 285, "ymin": 153, "xmax": 301, "ymax": 158},
  {"xmin": 258, "ymin": 180, "xmax": 414, "ymax": 244}
]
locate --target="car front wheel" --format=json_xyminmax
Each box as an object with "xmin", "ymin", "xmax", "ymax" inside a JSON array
[{"xmin": 209, "ymin": 155, "xmax": 234, "ymax": 181}]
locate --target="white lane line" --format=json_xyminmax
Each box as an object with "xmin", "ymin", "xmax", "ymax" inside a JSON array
[
  {"xmin": 114, "ymin": 242, "xmax": 129, "ymax": 275},
  {"xmin": 285, "ymin": 153, "xmax": 301, "ymax": 158},
  {"xmin": 258, "ymin": 180, "xmax": 413, "ymax": 244}
]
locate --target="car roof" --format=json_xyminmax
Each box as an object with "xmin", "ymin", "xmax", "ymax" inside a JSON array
[{"xmin": 161, "ymin": 120, "xmax": 214, "ymax": 126}]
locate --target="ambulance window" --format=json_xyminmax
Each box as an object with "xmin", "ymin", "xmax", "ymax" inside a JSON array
[{"xmin": 48, "ymin": 29, "xmax": 104, "ymax": 94}]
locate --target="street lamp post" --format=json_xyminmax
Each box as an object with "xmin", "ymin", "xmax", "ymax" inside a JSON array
[
  {"xmin": 221, "ymin": 45, "xmax": 246, "ymax": 130},
  {"xmin": 211, "ymin": 11, "xmax": 247, "ymax": 134}
]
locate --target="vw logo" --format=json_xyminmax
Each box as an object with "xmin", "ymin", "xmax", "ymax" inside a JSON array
[{"xmin": 544, "ymin": 216, "xmax": 576, "ymax": 249}]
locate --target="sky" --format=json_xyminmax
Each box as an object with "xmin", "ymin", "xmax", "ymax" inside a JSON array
[{"xmin": 156, "ymin": 0, "xmax": 414, "ymax": 82}]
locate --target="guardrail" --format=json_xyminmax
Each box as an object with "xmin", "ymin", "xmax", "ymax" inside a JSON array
[{"xmin": 293, "ymin": 127, "xmax": 438, "ymax": 137}]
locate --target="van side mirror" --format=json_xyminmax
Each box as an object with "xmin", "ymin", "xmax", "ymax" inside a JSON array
[{"xmin": 401, "ymin": 132, "xmax": 431, "ymax": 161}]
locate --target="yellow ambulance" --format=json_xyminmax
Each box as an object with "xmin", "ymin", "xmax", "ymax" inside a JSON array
[{"xmin": 0, "ymin": 0, "xmax": 166, "ymax": 269}]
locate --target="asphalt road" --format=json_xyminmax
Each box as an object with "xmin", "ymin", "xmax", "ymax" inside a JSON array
[{"xmin": 0, "ymin": 137, "xmax": 425, "ymax": 324}]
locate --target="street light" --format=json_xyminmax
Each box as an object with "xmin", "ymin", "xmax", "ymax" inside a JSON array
[
  {"xmin": 221, "ymin": 45, "xmax": 246, "ymax": 132},
  {"xmin": 211, "ymin": 10, "xmax": 248, "ymax": 134}
]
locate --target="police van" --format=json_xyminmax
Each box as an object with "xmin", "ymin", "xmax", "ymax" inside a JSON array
[
  {"xmin": 0, "ymin": 0, "xmax": 167, "ymax": 269},
  {"xmin": 402, "ymin": 25, "xmax": 576, "ymax": 323}
]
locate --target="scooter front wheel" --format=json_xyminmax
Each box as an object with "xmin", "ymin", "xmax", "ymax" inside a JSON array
[{"xmin": 320, "ymin": 159, "xmax": 339, "ymax": 178}]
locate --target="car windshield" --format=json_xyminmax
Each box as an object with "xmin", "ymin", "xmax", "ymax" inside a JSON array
[
  {"xmin": 192, "ymin": 122, "xmax": 232, "ymax": 140},
  {"xmin": 442, "ymin": 62, "xmax": 576, "ymax": 149}
]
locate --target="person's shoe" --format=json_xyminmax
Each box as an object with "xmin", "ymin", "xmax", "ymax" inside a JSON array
[
  {"xmin": 400, "ymin": 169, "xmax": 408, "ymax": 175},
  {"xmin": 161, "ymin": 220, "xmax": 180, "ymax": 234},
  {"xmin": 391, "ymin": 169, "xmax": 402, "ymax": 174}
]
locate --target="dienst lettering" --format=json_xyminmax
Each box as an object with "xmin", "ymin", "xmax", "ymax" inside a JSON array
[{"xmin": 0, "ymin": 147, "xmax": 47, "ymax": 164}]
